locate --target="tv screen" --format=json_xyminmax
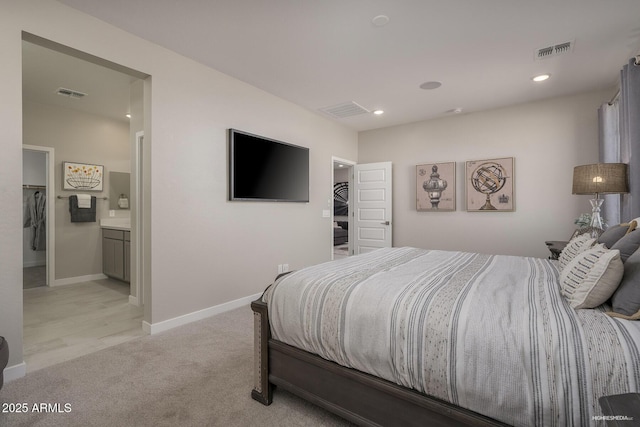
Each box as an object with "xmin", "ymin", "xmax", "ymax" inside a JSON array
[{"xmin": 228, "ymin": 129, "xmax": 309, "ymax": 202}]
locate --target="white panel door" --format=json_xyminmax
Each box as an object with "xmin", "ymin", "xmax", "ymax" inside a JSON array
[{"xmin": 353, "ymin": 162, "xmax": 392, "ymax": 254}]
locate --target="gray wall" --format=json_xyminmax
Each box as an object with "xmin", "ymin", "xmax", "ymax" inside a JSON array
[
  {"xmin": 358, "ymin": 90, "xmax": 611, "ymax": 258},
  {"xmin": 0, "ymin": 0, "xmax": 358, "ymax": 371},
  {"xmin": 334, "ymin": 167, "xmax": 350, "ymax": 184}
]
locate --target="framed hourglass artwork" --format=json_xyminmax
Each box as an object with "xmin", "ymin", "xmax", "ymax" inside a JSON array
[
  {"xmin": 465, "ymin": 157, "xmax": 514, "ymax": 212},
  {"xmin": 416, "ymin": 162, "xmax": 456, "ymax": 211}
]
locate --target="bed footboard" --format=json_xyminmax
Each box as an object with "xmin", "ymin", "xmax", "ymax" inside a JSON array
[
  {"xmin": 251, "ymin": 298, "xmax": 272, "ymax": 405},
  {"xmin": 250, "ymin": 296, "xmax": 507, "ymax": 426}
]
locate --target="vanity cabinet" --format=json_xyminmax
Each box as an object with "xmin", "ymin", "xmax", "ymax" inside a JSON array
[{"xmin": 102, "ymin": 228, "xmax": 130, "ymax": 283}]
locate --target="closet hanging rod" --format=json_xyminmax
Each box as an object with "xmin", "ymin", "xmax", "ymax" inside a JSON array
[
  {"xmin": 57, "ymin": 195, "xmax": 108, "ymax": 200},
  {"xmin": 609, "ymin": 89, "xmax": 620, "ymax": 105},
  {"xmin": 23, "ymin": 184, "xmax": 46, "ymax": 190}
]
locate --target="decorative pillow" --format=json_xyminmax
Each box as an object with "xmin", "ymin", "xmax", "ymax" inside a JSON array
[
  {"xmin": 611, "ymin": 229, "xmax": 640, "ymax": 262},
  {"xmin": 607, "ymin": 247, "xmax": 640, "ymax": 319},
  {"xmin": 598, "ymin": 222, "xmax": 635, "ymax": 249},
  {"xmin": 560, "ymin": 244, "xmax": 624, "ymax": 309},
  {"xmin": 558, "ymin": 234, "xmax": 596, "ymax": 271}
]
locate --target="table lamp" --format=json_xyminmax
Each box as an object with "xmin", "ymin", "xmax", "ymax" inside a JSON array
[{"xmin": 572, "ymin": 163, "xmax": 629, "ymax": 237}]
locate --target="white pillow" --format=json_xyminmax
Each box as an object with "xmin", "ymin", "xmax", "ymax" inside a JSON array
[
  {"xmin": 560, "ymin": 244, "xmax": 624, "ymax": 309},
  {"xmin": 558, "ymin": 233, "xmax": 596, "ymax": 271}
]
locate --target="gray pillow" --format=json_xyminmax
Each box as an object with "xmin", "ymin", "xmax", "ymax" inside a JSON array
[
  {"xmin": 610, "ymin": 247, "xmax": 640, "ymax": 317},
  {"xmin": 611, "ymin": 230, "xmax": 640, "ymax": 262},
  {"xmin": 598, "ymin": 225, "xmax": 630, "ymax": 249}
]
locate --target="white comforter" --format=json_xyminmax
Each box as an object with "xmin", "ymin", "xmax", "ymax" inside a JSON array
[{"xmin": 264, "ymin": 247, "xmax": 640, "ymax": 426}]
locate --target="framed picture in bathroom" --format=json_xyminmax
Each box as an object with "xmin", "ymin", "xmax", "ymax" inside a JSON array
[{"xmin": 62, "ymin": 161, "xmax": 104, "ymax": 191}]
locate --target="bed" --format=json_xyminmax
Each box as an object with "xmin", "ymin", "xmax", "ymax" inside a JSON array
[{"xmin": 251, "ymin": 246, "xmax": 640, "ymax": 426}]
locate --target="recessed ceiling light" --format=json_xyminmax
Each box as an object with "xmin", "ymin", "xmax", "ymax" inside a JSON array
[
  {"xmin": 420, "ymin": 81, "xmax": 442, "ymax": 90},
  {"xmin": 532, "ymin": 74, "xmax": 550, "ymax": 82},
  {"xmin": 373, "ymin": 109, "xmax": 384, "ymax": 115},
  {"xmin": 125, "ymin": 113, "xmax": 131, "ymax": 118},
  {"xmin": 372, "ymin": 15, "xmax": 389, "ymax": 27}
]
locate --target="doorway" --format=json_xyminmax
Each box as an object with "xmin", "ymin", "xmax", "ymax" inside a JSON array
[
  {"xmin": 331, "ymin": 159, "xmax": 394, "ymax": 258},
  {"xmin": 332, "ymin": 157, "xmax": 355, "ymax": 259},
  {"xmin": 22, "ymin": 145, "xmax": 55, "ymax": 289},
  {"xmin": 21, "ymin": 33, "xmax": 150, "ymax": 371}
]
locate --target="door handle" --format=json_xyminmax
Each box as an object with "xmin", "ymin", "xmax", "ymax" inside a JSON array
[{"xmin": 380, "ymin": 221, "xmax": 390, "ymax": 225}]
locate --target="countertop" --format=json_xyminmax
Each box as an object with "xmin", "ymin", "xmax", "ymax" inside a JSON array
[{"xmin": 100, "ymin": 218, "xmax": 131, "ymax": 231}]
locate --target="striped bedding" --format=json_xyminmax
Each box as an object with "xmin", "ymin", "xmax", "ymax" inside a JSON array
[{"xmin": 263, "ymin": 247, "xmax": 640, "ymax": 426}]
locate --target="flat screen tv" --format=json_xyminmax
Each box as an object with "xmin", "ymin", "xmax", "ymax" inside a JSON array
[{"xmin": 228, "ymin": 129, "xmax": 309, "ymax": 202}]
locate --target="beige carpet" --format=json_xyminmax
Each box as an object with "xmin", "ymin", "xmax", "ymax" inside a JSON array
[{"xmin": 0, "ymin": 306, "xmax": 353, "ymax": 427}]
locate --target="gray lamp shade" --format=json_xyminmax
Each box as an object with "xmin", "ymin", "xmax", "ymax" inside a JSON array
[{"xmin": 572, "ymin": 163, "xmax": 629, "ymax": 195}]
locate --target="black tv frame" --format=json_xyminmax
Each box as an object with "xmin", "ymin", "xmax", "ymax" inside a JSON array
[{"xmin": 228, "ymin": 129, "xmax": 310, "ymax": 202}]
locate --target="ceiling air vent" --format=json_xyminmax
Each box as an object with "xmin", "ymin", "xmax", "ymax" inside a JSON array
[
  {"xmin": 535, "ymin": 40, "xmax": 574, "ymax": 60},
  {"xmin": 320, "ymin": 101, "xmax": 370, "ymax": 119},
  {"xmin": 56, "ymin": 87, "xmax": 87, "ymax": 99}
]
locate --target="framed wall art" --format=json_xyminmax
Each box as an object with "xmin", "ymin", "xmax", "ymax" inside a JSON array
[
  {"xmin": 416, "ymin": 162, "xmax": 456, "ymax": 211},
  {"xmin": 465, "ymin": 157, "xmax": 514, "ymax": 212},
  {"xmin": 62, "ymin": 161, "xmax": 104, "ymax": 191}
]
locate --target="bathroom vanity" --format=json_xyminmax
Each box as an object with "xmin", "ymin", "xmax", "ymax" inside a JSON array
[
  {"xmin": 102, "ymin": 171, "xmax": 131, "ymax": 283},
  {"xmin": 101, "ymin": 219, "xmax": 130, "ymax": 283}
]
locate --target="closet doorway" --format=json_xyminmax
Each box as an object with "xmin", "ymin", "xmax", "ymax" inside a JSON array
[{"xmin": 22, "ymin": 146, "xmax": 55, "ymax": 289}]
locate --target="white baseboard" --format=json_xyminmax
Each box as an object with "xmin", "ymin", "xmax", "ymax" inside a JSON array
[
  {"xmin": 4, "ymin": 362, "xmax": 27, "ymax": 383},
  {"xmin": 53, "ymin": 273, "xmax": 108, "ymax": 287},
  {"xmin": 143, "ymin": 292, "xmax": 262, "ymax": 335},
  {"xmin": 128, "ymin": 295, "xmax": 139, "ymax": 306}
]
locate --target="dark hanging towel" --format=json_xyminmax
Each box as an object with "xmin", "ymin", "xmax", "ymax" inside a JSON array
[{"xmin": 69, "ymin": 195, "xmax": 96, "ymax": 222}]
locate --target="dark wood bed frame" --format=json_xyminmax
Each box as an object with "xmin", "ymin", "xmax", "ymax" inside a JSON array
[{"xmin": 251, "ymin": 298, "xmax": 509, "ymax": 426}]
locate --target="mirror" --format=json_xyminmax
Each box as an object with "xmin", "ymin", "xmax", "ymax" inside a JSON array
[{"xmin": 109, "ymin": 171, "xmax": 130, "ymax": 210}]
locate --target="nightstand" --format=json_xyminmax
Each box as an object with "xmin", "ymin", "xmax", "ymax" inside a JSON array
[
  {"xmin": 545, "ymin": 241, "xmax": 568, "ymax": 260},
  {"xmin": 599, "ymin": 393, "xmax": 640, "ymax": 426}
]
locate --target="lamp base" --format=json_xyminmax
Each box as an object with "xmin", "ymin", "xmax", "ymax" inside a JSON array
[{"xmin": 589, "ymin": 198, "xmax": 604, "ymax": 238}]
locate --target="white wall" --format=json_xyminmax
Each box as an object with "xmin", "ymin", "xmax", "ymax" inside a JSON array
[
  {"xmin": 0, "ymin": 0, "xmax": 357, "ymax": 370},
  {"xmin": 358, "ymin": 91, "xmax": 612, "ymax": 258},
  {"xmin": 334, "ymin": 167, "xmax": 350, "ymax": 184}
]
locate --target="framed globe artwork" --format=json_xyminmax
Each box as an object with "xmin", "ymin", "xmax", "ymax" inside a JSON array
[{"xmin": 465, "ymin": 157, "xmax": 514, "ymax": 212}]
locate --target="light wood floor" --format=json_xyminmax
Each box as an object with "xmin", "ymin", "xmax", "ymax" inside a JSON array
[
  {"xmin": 334, "ymin": 243, "xmax": 349, "ymax": 259},
  {"xmin": 23, "ymin": 278, "xmax": 145, "ymax": 372},
  {"xmin": 23, "ymin": 265, "xmax": 46, "ymax": 289}
]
